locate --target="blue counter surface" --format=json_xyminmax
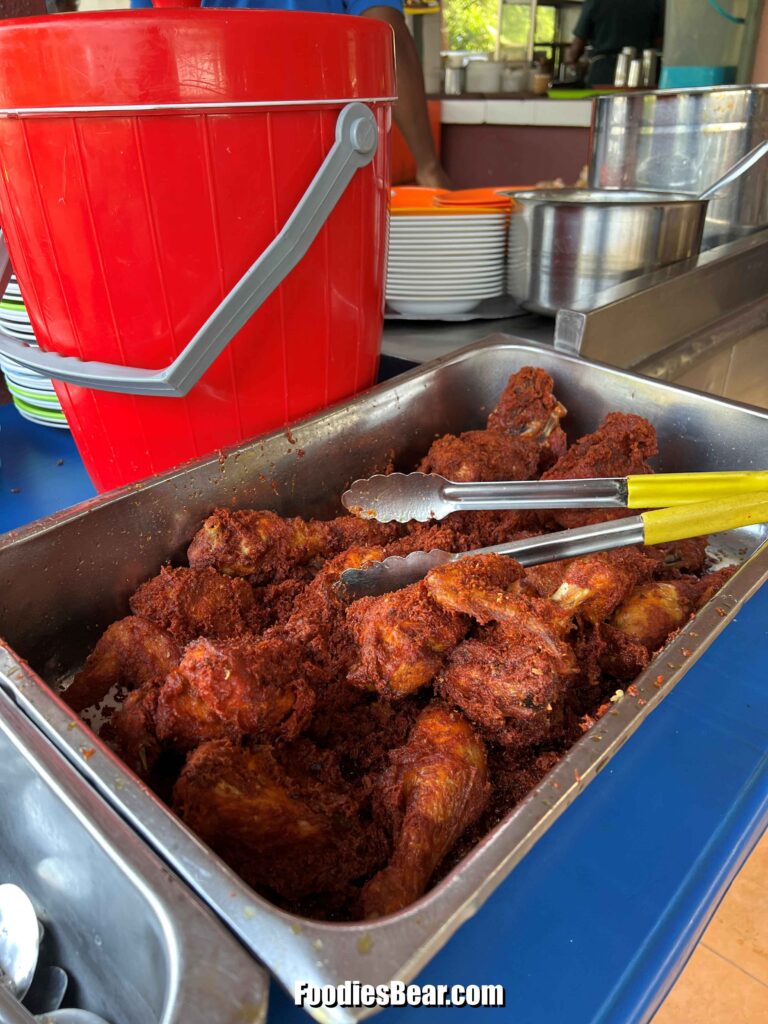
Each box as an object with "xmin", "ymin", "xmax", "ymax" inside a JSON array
[{"xmin": 1, "ymin": 399, "xmax": 765, "ymax": 1024}]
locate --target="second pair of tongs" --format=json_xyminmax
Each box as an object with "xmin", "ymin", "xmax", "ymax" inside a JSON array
[
  {"xmin": 339, "ymin": 493, "xmax": 768, "ymax": 598},
  {"xmin": 342, "ymin": 470, "xmax": 768, "ymax": 523}
]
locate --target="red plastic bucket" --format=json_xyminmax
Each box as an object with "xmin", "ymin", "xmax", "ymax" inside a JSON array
[{"xmin": 0, "ymin": 10, "xmax": 394, "ymax": 491}]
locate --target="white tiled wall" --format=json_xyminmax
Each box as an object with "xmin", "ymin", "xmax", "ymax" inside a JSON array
[{"xmin": 442, "ymin": 97, "xmax": 593, "ymax": 127}]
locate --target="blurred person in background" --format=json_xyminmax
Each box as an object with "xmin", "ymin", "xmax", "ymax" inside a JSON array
[
  {"xmin": 566, "ymin": 0, "xmax": 665, "ymax": 86},
  {"xmin": 131, "ymin": 0, "xmax": 450, "ymax": 188}
]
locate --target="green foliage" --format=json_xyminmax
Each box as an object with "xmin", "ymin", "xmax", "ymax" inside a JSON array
[
  {"xmin": 443, "ymin": 0, "xmax": 499, "ymax": 51},
  {"xmin": 443, "ymin": 1, "xmax": 558, "ymax": 53}
]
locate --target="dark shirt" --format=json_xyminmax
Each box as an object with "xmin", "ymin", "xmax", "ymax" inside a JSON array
[
  {"xmin": 574, "ymin": 0, "xmax": 665, "ymax": 55},
  {"xmin": 574, "ymin": 0, "xmax": 665, "ymax": 85}
]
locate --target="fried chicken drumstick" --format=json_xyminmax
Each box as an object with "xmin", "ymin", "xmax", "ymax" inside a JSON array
[
  {"xmin": 362, "ymin": 705, "xmax": 489, "ymax": 918},
  {"xmin": 67, "ymin": 365, "xmax": 738, "ymax": 922}
]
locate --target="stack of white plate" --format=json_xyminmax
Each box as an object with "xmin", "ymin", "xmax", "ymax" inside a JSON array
[
  {"xmin": 0, "ymin": 277, "xmax": 68, "ymax": 429},
  {"xmin": 386, "ymin": 209, "xmax": 507, "ymax": 316}
]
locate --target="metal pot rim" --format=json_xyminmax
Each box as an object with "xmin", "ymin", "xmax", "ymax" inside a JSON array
[{"xmin": 502, "ymin": 187, "xmax": 705, "ymax": 206}]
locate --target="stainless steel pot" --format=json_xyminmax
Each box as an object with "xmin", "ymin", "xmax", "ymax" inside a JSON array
[
  {"xmin": 588, "ymin": 86, "xmax": 768, "ymax": 249},
  {"xmin": 505, "ymin": 188, "xmax": 707, "ymax": 316}
]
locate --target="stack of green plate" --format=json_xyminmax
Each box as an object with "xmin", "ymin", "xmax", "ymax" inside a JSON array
[{"xmin": 0, "ymin": 277, "xmax": 69, "ymax": 429}]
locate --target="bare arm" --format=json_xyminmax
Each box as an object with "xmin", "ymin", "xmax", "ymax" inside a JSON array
[
  {"xmin": 567, "ymin": 36, "xmax": 587, "ymax": 65},
  {"xmin": 362, "ymin": 6, "xmax": 450, "ymax": 188}
]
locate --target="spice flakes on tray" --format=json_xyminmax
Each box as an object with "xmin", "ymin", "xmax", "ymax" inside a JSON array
[{"xmin": 62, "ymin": 367, "xmax": 735, "ymax": 921}]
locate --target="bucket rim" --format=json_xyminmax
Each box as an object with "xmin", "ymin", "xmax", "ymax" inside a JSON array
[{"xmin": 0, "ymin": 97, "xmax": 397, "ymax": 118}]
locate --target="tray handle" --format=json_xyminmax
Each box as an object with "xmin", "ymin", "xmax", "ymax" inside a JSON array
[{"xmin": 0, "ymin": 101, "xmax": 379, "ymax": 397}]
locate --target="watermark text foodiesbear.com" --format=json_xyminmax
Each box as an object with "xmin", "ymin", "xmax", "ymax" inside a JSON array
[{"xmin": 295, "ymin": 980, "xmax": 506, "ymax": 1009}]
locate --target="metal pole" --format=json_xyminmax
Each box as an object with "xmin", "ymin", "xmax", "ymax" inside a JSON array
[
  {"xmin": 495, "ymin": 0, "xmax": 505, "ymax": 60},
  {"xmin": 527, "ymin": 0, "xmax": 539, "ymax": 64}
]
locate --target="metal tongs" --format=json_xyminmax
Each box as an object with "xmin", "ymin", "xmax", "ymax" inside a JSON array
[
  {"xmin": 342, "ymin": 470, "xmax": 768, "ymax": 523},
  {"xmin": 338, "ymin": 492, "xmax": 768, "ymax": 599}
]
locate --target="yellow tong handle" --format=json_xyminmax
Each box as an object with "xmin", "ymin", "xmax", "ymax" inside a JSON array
[
  {"xmin": 642, "ymin": 491, "xmax": 768, "ymax": 546},
  {"xmin": 627, "ymin": 471, "xmax": 768, "ymax": 508}
]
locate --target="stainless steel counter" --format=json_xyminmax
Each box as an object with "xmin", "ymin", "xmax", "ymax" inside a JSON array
[{"xmin": 382, "ymin": 313, "xmax": 555, "ymax": 363}]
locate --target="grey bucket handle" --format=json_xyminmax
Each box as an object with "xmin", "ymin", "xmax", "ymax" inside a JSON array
[{"xmin": 0, "ymin": 101, "xmax": 378, "ymax": 397}]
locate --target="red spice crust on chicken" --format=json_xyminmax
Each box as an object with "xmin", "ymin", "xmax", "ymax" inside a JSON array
[{"xmin": 68, "ymin": 367, "xmax": 734, "ymax": 921}]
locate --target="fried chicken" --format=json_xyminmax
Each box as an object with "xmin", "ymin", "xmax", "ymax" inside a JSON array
[
  {"xmin": 188, "ymin": 508, "xmax": 327, "ymax": 580},
  {"xmin": 63, "ymin": 616, "xmax": 181, "ymax": 714},
  {"xmin": 486, "ymin": 366, "xmax": 568, "ymax": 469},
  {"xmin": 362, "ymin": 705, "xmax": 489, "ymax": 918},
  {"xmin": 426, "ymin": 557, "xmax": 581, "ymax": 749},
  {"xmin": 130, "ymin": 565, "xmax": 261, "ymax": 643},
  {"xmin": 418, "ymin": 430, "xmax": 540, "ymax": 483},
  {"xmin": 325, "ymin": 517, "xmax": 401, "ymax": 552},
  {"xmin": 252, "ymin": 577, "xmax": 311, "ymax": 631},
  {"xmin": 174, "ymin": 740, "xmax": 385, "ymax": 906},
  {"xmin": 346, "ymin": 581, "xmax": 470, "ymax": 698},
  {"xmin": 282, "ymin": 545, "xmax": 388, "ymax": 680},
  {"xmin": 441, "ymin": 509, "xmax": 542, "ymax": 549},
  {"xmin": 599, "ymin": 566, "xmax": 736, "ymax": 678},
  {"xmin": 541, "ymin": 412, "xmax": 658, "ymax": 529},
  {"xmin": 612, "ymin": 568, "xmax": 734, "ymax": 653},
  {"xmin": 155, "ymin": 635, "xmax": 313, "ymax": 750},
  {"xmin": 526, "ymin": 548, "xmax": 655, "ymax": 626},
  {"xmin": 436, "ymin": 592, "xmax": 578, "ymax": 750},
  {"xmin": 423, "ymin": 553, "xmax": 526, "ymax": 623},
  {"xmin": 188, "ymin": 508, "xmax": 397, "ymax": 582},
  {"xmin": 74, "ymin": 363, "xmax": 743, "ymax": 923},
  {"xmin": 434, "ymin": 744, "xmax": 566, "ymax": 880}
]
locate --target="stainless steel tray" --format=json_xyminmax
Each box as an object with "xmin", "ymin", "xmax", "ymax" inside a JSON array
[
  {"xmin": 0, "ymin": 686, "xmax": 268, "ymax": 1024},
  {"xmin": 1, "ymin": 337, "xmax": 767, "ymax": 1023}
]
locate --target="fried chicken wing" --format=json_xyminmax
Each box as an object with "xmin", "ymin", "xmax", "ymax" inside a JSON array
[
  {"xmin": 63, "ymin": 616, "xmax": 181, "ymax": 714},
  {"xmin": 155, "ymin": 636, "xmax": 313, "ymax": 750},
  {"xmin": 542, "ymin": 412, "xmax": 658, "ymax": 529},
  {"xmin": 130, "ymin": 565, "xmax": 261, "ymax": 643},
  {"xmin": 418, "ymin": 430, "xmax": 539, "ymax": 483},
  {"xmin": 362, "ymin": 705, "xmax": 489, "ymax": 918},
  {"xmin": 346, "ymin": 581, "xmax": 470, "ymax": 698},
  {"xmin": 174, "ymin": 740, "xmax": 385, "ymax": 905},
  {"xmin": 486, "ymin": 366, "xmax": 568, "ymax": 468}
]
